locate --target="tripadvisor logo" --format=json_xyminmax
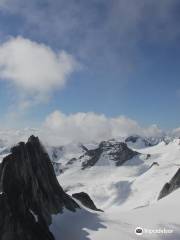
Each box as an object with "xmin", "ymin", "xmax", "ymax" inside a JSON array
[
  {"xmin": 135, "ymin": 227, "xmax": 173, "ymax": 235},
  {"xmin": 135, "ymin": 227, "xmax": 143, "ymax": 235}
]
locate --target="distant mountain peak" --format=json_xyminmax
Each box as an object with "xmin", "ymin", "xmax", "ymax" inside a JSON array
[{"xmin": 81, "ymin": 140, "xmax": 139, "ymax": 169}]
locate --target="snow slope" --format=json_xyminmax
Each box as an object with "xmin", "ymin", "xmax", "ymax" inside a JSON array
[
  {"xmin": 0, "ymin": 130, "xmax": 179, "ymax": 239},
  {"xmin": 53, "ymin": 139, "xmax": 180, "ymax": 240},
  {"xmin": 88, "ymin": 188, "xmax": 180, "ymax": 240}
]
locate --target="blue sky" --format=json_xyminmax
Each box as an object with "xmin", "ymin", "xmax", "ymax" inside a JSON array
[{"xmin": 0, "ymin": 0, "xmax": 180, "ymax": 132}]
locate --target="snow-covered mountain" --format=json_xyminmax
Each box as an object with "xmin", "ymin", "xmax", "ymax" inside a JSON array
[
  {"xmin": 0, "ymin": 133, "xmax": 180, "ymax": 239},
  {"xmin": 125, "ymin": 134, "xmax": 172, "ymax": 149},
  {"xmin": 55, "ymin": 138, "xmax": 180, "ymax": 239},
  {"xmin": 45, "ymin": 139, "xmax": 151, "ymax": 176}
]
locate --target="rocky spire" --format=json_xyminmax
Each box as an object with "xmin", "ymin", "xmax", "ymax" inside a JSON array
[{"xmin": 0, "ymin": 135, "xmax": 79, "ymax": 240}]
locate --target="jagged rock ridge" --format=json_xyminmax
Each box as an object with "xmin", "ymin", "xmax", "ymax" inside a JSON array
[
  {"xmin": 125, "ymin": 135, "xmax": 154, "ymax": 147},
  {"xmin": 50, "ymin": 140, "xmax": 140, "ymax": 172},
  {"xmin": 81, "ymin": 140, "xmax": 139, "ymax": 169},
  {"xmin": 0, "ymin": 136, "xmax": 79, "ymax": 240},
  {"xmin": 158, "ymin": 168, "xmax": 180, "ymax": 200},
  {"xmin": 72, "ymin": 192, "xmax": 104, "ymax": 212}
]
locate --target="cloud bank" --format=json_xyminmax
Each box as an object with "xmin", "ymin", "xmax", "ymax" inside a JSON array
[
  {"xmin": 0, "ymin": 36, "xmax": 79, "ymax": 104},
  {"xmin": 43, "ymin": 110, "xmax": 164, "ymax": 145}
]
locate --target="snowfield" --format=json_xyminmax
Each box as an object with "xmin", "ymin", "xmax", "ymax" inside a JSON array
[
  {"xmin": 0, "ymin": 133, "xmax": 180, "ymax": 239},
  {"xmin": 52, "ymin": 139, "xmax": 180, "ymax": 240}
]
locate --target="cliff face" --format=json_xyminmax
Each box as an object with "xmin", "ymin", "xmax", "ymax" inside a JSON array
[
  {"xmin": 158, "ymin": 168, "xmax": 180, "ymax": 200},
  {"xmin": 0, "ymin": 136, "xmax": 79, "ymax": 240}
]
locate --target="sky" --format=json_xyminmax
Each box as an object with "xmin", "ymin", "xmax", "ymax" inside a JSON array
[{"xmin": 0, "ymin": 0, "xmax": 180, "ymax": 143}]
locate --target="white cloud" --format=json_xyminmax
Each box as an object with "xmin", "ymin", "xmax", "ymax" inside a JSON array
[
  {"xmin": 43, "ymin": 110, "xmax": 164, "ymax": 145},
  {"xmin": 0, "ymin": 36, "xmax": 79, "ymax": 103}
]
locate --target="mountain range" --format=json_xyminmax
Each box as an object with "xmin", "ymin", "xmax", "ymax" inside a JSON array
[{"xmin": 0, "ymin": 132, "xmax": 180, "ymax": 239}]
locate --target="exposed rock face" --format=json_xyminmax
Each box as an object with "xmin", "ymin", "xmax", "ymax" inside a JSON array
[
  {"xmin": 158, "ymin": 168, "xmax": 180, "ymax": 200},
  {"xmin": 0, "ymin": 136, "xmax": 79, "ymax": 240},
  {"xmin": 125, "ymin": 135, "xmax": 153, "ymax": 147},
  {"xmin": 72, "ymin": 192, "xmax": 103, "ymax": 212},
  {"xmin": 48, "ymin": 146, "xmax": 64, "ymax": 162},
  {"xmin": 149, "ymin": 162, "xmax": 159, "ymax": 168},
  {"xmin": 82, "ymin": 140, "xmax": 139, "ymax": 169},
  {"xmin": 81, "ymin": 145, "xmax": 103, "ymax": 169},
  {"xmin": 125, "ymin": 135, "xmax": 141, "ymax": 144},
  {"xmin": 125, "ymin": 135, "xmax": 172, "ymax": 148}
]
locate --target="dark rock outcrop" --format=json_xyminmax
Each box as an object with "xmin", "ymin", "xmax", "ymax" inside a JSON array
[
  {"xmin": 149, "ymin": 162, "xmax": 159, "ymax": 168},
  {"xmin": 82, "ymin": 140, "xmax": 139, "ymax": 169},
  {"xmin": 49, "ymin": 146, "xmax": 64, "ymax": 162},
  {"xmin": 0, "ymin": 136, "xmax": 79, "ymax": 240},
  {"xmin": 72, "ymin": 192, "xmax": 103, "ymax": 212},
  {"xmin": 125, "ymin": 135, "xmax": 153, "ymax": 147},
  {"xmin": 66, "ymin": 157, "xmax": 78, "ymax": 165},
  {"xmin": 158, "ymin": 168, "xmax": 180, "ymax": 200},
  {"xmin": 81, "ymin": 146, "xmax": 103, "ymax": 169}
]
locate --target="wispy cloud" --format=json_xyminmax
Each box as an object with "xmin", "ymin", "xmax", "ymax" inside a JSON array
[{"xmin": 0, "ymin": 0, "xmax": 179, "ymax": 73}]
